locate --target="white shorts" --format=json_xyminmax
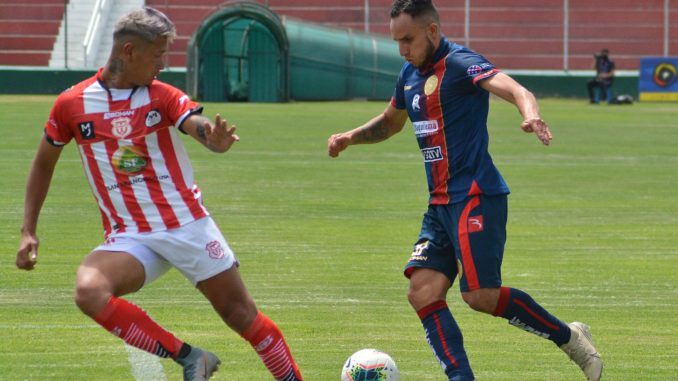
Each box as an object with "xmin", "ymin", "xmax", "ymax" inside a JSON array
[{"xmin": 92, "ymin": 217, "xmax": 238, "ymax": 286}]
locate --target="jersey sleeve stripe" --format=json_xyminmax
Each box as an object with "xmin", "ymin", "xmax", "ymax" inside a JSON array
[
  {"xmin": 44, "ymin": 132, "xmax": 66, "ymax": 147},
  {"xmin": 472, "ymin": 68, "xmax": 500, "ymax": 85},
  {"xmin": 176, "ymin": 106, "xmax": 204, "ymax": 134}
]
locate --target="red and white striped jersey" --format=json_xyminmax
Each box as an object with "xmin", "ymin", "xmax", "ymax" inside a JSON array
[{"xmin": 45, "ymin": 69, "xmax": 208, "ymax": 237}]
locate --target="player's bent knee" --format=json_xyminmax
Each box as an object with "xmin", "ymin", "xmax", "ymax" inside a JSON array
[
  {"xmin": 461, "ymin": 290, "xmax": 498, "ymax": 314},
  {"xmin": 74, "ymin": 281, "xmax": 112, "ymax": 317},
  {"xmin": 407, "ymin": 286, "xmax": 439, "ymax": 311}
]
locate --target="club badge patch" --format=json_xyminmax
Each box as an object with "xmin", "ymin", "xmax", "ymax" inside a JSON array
[
  {"xmin": 467, "ymin": 65, "xmax": 483, "ymax": 76},
  {"xmin": 145, "ymin": 109, "xmax": 162, "ymax": 127},
  {"xmin": 424, "ymin": 75, "xmax": 438, "ymax": 96},
  {"xmin": 206, "ymin": 240, "xmax": 225, "ymax": 259},
  {"xmin": 111, "ymin": 117, "xmax": 132, "ymax": 139}
]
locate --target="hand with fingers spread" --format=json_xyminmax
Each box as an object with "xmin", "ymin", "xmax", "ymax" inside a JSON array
[
  {"xmin": 521, "ymin": 117, "xmax": 553, "ymax": 146},
  {"xmin": 204, "ymin": 113, "xmax": 240, "ymax": 153}
]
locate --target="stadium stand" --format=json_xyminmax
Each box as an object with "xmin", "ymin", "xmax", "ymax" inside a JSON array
[
  {"xmin": 145, "ymin": 0, "xmax": 677, "ymax": 70},
  {"xmin": 0, "ymin": 0, "xmax": 64, "ymax": 66},
  {"xmin": 0, "ymin": 0, "xmax": 675, "ymax": 70}
]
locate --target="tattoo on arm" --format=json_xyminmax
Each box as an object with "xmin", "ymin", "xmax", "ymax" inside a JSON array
[
  {"xmin": 196, "ymin": 124, "xmax": 206, "ymax": 140},
  {"xmin": 353, "ymin": 118, "xmax": 390, "ymax": 143},
  {"xmin": 193, "ymin": 116, "xmax": 210, "ymax": 141}
]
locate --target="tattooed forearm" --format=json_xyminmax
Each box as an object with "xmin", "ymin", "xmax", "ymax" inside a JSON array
[
  {"xmin": 352, "ymin": 118, "xmax": 391, "ymax": 143},
  {"xmin": 196, "ymin": 124, "xmax": 206, "ymax": 140},
  {"xmin": 193, "ymin": 116, "xmax": 210, "ymax": 141}
]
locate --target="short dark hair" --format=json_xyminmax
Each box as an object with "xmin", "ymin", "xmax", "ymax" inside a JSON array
[{"xmin": 390, "ymin": 0, "xmax": 439, "ymax": 22}]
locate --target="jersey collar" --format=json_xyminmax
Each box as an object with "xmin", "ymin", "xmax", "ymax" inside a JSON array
[
  {"xmin": 96, "ymin": 68, "xmax": 139, "ymax": 101},
  {"xmin": 418, "ymin": 36, "xmax": 451, "ymax": 74}
]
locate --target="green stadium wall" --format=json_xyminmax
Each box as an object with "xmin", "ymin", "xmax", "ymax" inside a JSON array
[
  {"xmin": 0, "ymin": 69, "xmax": 186, "ymax": 95},
  {"xmin": 0, "ymin": 68, "xmax": 639, "ymax": 100}
]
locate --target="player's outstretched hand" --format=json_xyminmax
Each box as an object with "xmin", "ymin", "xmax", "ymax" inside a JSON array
[
  {"xmin": 205, "ymin": 113, "xmax": 239, "ymax": 153},
  {"xmin": 520, "ymin": 118, "xmax": 552, "ymax": 146},
  {"xmin": 327, "ymin": 133, "xmax": 351, "ymax": 157},
  {"xmin": 16, "ymin": 232, "xmax": 39, "ymax": 270}
]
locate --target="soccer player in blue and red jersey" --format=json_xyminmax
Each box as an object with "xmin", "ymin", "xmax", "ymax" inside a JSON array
[{"xmin": 327, "ymin": 1, "xmax": 602, "ymax": 380}]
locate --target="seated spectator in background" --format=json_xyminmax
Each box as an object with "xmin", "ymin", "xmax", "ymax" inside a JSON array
[{"xmin": 587, "ymin": 49, "xmax": 615, "ymax": 104}]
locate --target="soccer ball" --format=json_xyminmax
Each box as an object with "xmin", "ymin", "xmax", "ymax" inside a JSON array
[{"xmin": 341, "ymin": 348, "xmax": 400, "ymax": 381}]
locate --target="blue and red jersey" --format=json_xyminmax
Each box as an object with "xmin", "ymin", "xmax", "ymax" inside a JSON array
[{"xmin": 391, "ymin": 37, "xmax": 510, "ymax": 205}]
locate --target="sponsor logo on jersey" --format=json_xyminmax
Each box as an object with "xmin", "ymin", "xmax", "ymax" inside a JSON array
[
  {"xmin": 424, "ymin": 75, "xmax": 438, "ymax": 96},
  {"xmin": 145, "ymin": 109, "xmax": 162, "ymax": 127},
  {"xmin": 413, "ymin": 120, "xmax": 439, "ymax": 137},
  {"xmin": 111, "ymin": 145, "xmax": 147, "ymax": 175},
  {"xmin": 467, "ymin": 65, "xmax": 483, "ymax": 76},
  {"xmin": 179, "ymin": 95, "xmax": 189, "ymax": 105},
  {"xmin": 206, "ymin": 240, "xmax": 225, "ymax": 259},
  {"xmin": 421, "ymin": 146, "xmax": 443, "ymax": 162},
  {"xmin": 412, "ymin": 94, "xmax": 421, "ymax": 111},
  {"xmin": 105, "ymin": 174, "xmax": 169, "ymax": 191},
  {"xmin": 468, "ymin": 215, "xmax": 484, "ymax": 233},
  {"xmin": 111, "ymin": 117, "xmax": 132, "ymax": 139},
  {"xmin": 103, "ymin": 109, "xmax": 135, "ymax": 120},
  {"xmin": 78, "ymin": 121, "xmax": 96, "ymax": 140},
  {"xmin": 404, "ymin": 85, "xmax": 413, "ymax": 91}
]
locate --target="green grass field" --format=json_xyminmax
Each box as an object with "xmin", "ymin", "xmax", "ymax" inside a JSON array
[{"xmin": 1, "ymin": 95, "xmax": 676, "ymax": 380}]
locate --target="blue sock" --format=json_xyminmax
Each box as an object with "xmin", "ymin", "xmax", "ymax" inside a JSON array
[
  {"xmin": 418, "ymin": 301, "xmax": 475, "ymax": 381},
  {"xmin": 493, "ymin": 286, "xmax": 571, "ymax": 346}
]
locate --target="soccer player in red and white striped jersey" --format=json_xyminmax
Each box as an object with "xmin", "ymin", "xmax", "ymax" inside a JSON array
[{"xmin": 15, "ymin": 7, "xmax": 302, "ymax": 381}]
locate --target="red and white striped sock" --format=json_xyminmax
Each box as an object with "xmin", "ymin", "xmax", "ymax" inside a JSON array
[
  {"xmin": 93, "ymin": 296, "xmax": 184, "ymax": 359},
  {"xmin": 241, "ymin": 311, "xmax": 303, "ymax": 381}
]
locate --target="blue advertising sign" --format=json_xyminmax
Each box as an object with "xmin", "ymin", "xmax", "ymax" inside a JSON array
[{"xmin": 639, "ymin": 57, "xmax": 678, "ymax": 101}]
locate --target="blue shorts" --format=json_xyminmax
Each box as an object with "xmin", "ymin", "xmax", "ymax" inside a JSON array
[{"xmin": 404, "ymin": 194, "xmax": 507, "ymax": 292}]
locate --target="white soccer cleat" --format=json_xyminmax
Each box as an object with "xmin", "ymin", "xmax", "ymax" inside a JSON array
[
  {"xmin": 560, "ymin": 322, "xmax": 603, "ymax": 381},
  {"xmin": 176, "ymin": 347, "xmax": 221, "ymax": 381}
]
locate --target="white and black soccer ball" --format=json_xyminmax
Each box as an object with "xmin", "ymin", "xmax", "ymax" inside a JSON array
[{"xmin": 341, "ymin": 348, "xmax": 400, "ymax": 381}]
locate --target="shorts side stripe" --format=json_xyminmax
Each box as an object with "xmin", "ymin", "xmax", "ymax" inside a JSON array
[{"xmin": 458, "ymin": 196, "xmax": 480, "ymax": 290}]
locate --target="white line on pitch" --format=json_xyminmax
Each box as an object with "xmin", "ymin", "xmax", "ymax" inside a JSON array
[{"xmin": 125, "ymin": 344, "xmax": 167, "ymax": 381}]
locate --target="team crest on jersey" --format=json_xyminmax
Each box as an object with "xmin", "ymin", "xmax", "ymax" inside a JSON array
[
  {"xmin": 424, "ymin": 75, "xmax": 438, "ymax": 96},
  {"xmin": 78, "ymin": 121, "xmax": 96, "ymax": 140},
  {"xmin": 206, "ymin": 240, "xmax": 225, "ymax": 259},
  {"xmin": 111, "ymin": 117, "xmax": 132, "ymax": 139},
  {"xmin": 111, "ymin": 145, "xmax": 147, "ymax": 175},
  {"xmin": 145, "ymin": 109, "xmax": 162, "ymax": 127}
]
